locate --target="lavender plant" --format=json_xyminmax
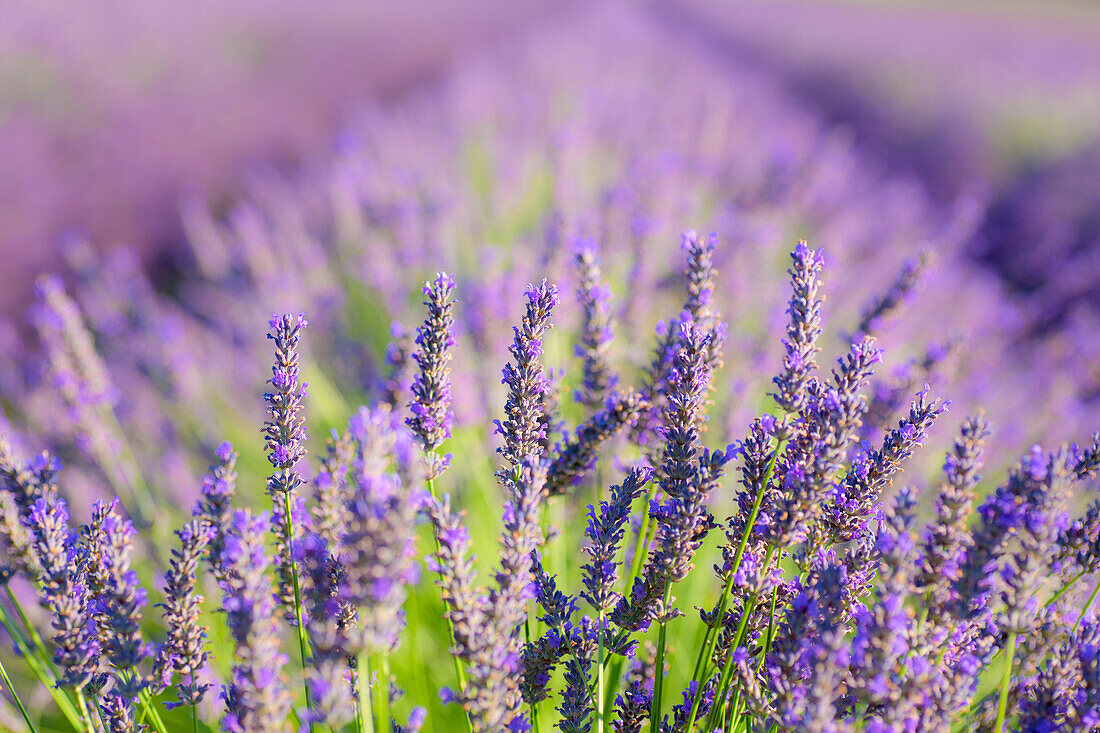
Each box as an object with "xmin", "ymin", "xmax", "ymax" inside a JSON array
[
  {"xmin": 0, "ymin": 233, "xmax": 1098, "ymax": 733},
  {"xmin": 1, "ymin": 9, "xmax": 1100, "ymax": 732}
]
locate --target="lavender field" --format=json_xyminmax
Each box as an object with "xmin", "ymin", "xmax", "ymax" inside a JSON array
[{"xmin": 1, "ymin": 2, "xmax": 1099, "ymax": 732}]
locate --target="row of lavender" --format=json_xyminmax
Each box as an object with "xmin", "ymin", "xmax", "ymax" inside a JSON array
[
  {"xmin": 2, "ymin": 232, "xmax": 1098, "ymax": 731},
  {"xmin": 0, "ymin": 4, "xmax": 1098, "ymax": 731}
]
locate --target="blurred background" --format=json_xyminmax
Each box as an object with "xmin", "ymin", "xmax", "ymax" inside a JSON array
[
  {"xmin": 0, "ymin": 0, "xmax": 567, "ymax": 310},
  {"xmin": 2, "ymin": 0, "xmax": 1098, "ymax": 317}
]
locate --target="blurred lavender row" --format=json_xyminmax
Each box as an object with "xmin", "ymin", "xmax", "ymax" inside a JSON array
[
  {"xmin": 663, "ymin": 0, "xmax": 1100, "ymax": 324},
  {"xmin": 0, "ymin": 0, "xmax": 569, "ymax": 311}
]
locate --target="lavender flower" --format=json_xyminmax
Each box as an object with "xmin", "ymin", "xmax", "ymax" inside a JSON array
[
  {"xmin": 496, "ymin": 280, "xmax": 560, "ymax": 479},
  {"xmin": 93, "ymin": 504, "xmax": 151, "ymax": 715},
  {"xmin": 298, "ymin": 533, "xmax": 355, "ymax": 726},
  {"xmin": 221, "ymin": 510, "xmax": 291, "ymax": 733},
  {"xmin": 581, "ymin": 467, "xmax": 653, "ymax": 614},
  {"xmin": 408, "ymin": 272, "xmax": 457, "ymax": 478},
  {"xmin": 530, "ymin": 558, "xmax": 592, "ymax": 733},
  {"xmin": 771, "ymin": 241, "xmax": 824, "ymax": 416},
  {"xmin": 635, "ymin": 231, "xmax": 721, "ymax": 448},
  {"xmin": 31, "ymin": 275, "xmax": 118, "ymax": 450},
  {"xmin": 852, "ymin": 248, "xmax": 933, "ymax": 337},
  {"xmin": 612, "ymin": 679, "xmax": 653, "ymax": 733},
  {"xmin": 157, "ymin": 519, "xmax": 215, "ymax": 707},
  {"xmin": 824, "ymin": 385, "xmax": 947, "ymax": 543},
  {"xmin": 30, "ymin": 496, "xmax": 101, "ymax": 690},
  {"xmin": 848, "ymin": 490, "xmax": 919, "ymax": 717},
  {"xmin": 381, "ymin": 321, "xmax": 414, "ymax": 409},
  {"xmin": 999, "ymin": 447, "xmax": 1075, "ymax": 636},
  {"xmin": 917, "ymin": 416, "xmax": 991, "ymax": 619},
  {"xmin": 311, "ymin": 428, "xmax": 354, "ymax": 548},
  {"xmin": 545, "ymin": 390, "xmax": 647, "ymax": 496},
  {"xmin": 1076, "ymin": 619, "xmax": 1100, "ymax": 728},
  {"xmin": 192, "ymin": 441, "xmax": 238, "ymax": 580},
  {"xmin": 0, "ymin": 441, "xmax": 40, "ymax": 580},
  {"xmin": 263, "ymin": 313, "xmax": 310, "ymax": 619},
  {"xmin": 339, "ymin": 409, "xmax": 422, "ymax": 655},
  {"xmin": 613, "ymin": 322, "xmax": 727, "ymax": 631},
  {"xmin": 572, "ymin": 238, "xmax": 617, "ymax": 410}
]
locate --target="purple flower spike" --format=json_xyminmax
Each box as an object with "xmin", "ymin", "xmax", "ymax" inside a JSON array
[
  {"xmin": 263, "ymin": 313, "xmax": 310, "ymax": 620},
  {"xmin": 572, "ymin": 238, "xmax": 617, "ymax": 410},
  {"xmin": 408, "ymin": 272, "xmax": 457, "ymax": 479},
  {"xmin": 220, "ymin": 510, "xmax": 291, "ymax": 732}
]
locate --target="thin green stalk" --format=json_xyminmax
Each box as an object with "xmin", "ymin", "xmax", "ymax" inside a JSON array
[
  {"xmin": 359, "ymin": 654, "xmax": 375, "ymax": 733},
  {"xmin": 704, "ymin": 545, "xmax": 778, "ymax": 733},
  {"xmin": 75, "ymin": 689, "xmax": 97, "ymax": 733},
  {"xmin": 601, "ymin": 652, "xmax": 626, "ymax": 727},
  {"xmin": 689, "ymin": 572, "xmax": 733, "ymax": 685},
  {"xmin": 0, "ymin": 653, "xmax": 37, "ymax": 733},
  {"xmin": 282, "ymin": 490, "xmax": 315, "ymax": 733},
  {"xmin": 597, "ymin": 608, "xmax": 606, "ymax": 733},
  {"xmin": 405, "ymin": 583, "xmax": 433, "ymax": 733},
  {"xmin": 1047, "ymin": 569, "xmax": 1086, "ymax": 608},
  {"xmin": 648, "ymin": 583, "xmax": 673, "ymax": 733},
  {"xmin": 0, "ymin": 594, "xmax": 82, "ymax": 730},
  {"xmin": 353, "ymin": 662, "xmax": 365, "ymax": 733},
  {"xmin": 760, "ymin": 585, "xmax": 780, "ymax": 664},
  {"xmin": 994, "ymin": 632, "xmax": 1016, "ymax": 733},
  {"xmin": 138, "ymin": 688, "xmax": 168, "ymax": 733},
  {"xmin": 424, "ymin": 471, "xmax": 469, "ymax": 695},
  {"xmin": 192, "ymin": 704, "xmax": 198, "ymax": 733},
  {"xmin": 1074, "ymin": 578, "xmax": 1100, "ymax": 632},
  {"xmin": 703, "ymin": 589, "xmax": 755, "ymax": 732},
  {"xmin": 624, "ymin": 488, "xmax": 657, "ymax": 600},
  {"xmin": 684, "ymin": 443, "xmax": 783, "ymax": 733},
  {"xmin": 373, "ymin": 653, "xmax": 392, "ymax": 733},
  {"xmin": 5, "ymin": 588, "xmax": 53, "ymax": 671}
]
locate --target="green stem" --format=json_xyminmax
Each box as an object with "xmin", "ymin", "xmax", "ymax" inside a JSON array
[
  {"xmin": 192, "ymin": 704, "xmax": 198, "ymax": 733},
  {"xmin": 597, "ymin": 608, "xmax": 606, "ymax": 733},
  {"xmin": 624, "ymin": 488, "xmax": 656, "ymax": 601},
  {"xmin": 0, "ymin": 653, "xmax": 37, "ymax": 733},
  {"xmin": 405, "ymin": 583, "xmax": 433, "ymax": 733},
  {"xmin": 359, "ymin": 654, "xmax": 375, "ymax": 733},
  {"xmin": 684, "ymin": 443, "xmax": 783, "ymax": 733},
  {"xmin": 1047, "ymin": 569, "xmax": 1086, "ymax": 608},
  {"xmin": 75, "ymin": 689, "xmax": 96, "ymax": 733},
  {"xmin": 704, "ymin": 545, "xmax": 778, "ymax": 733},
  {"xmin": 373, "ymin": 653, "xmax": 391, "ymax": 733},
  {"xmin": 994, "ymin": 632, "xmax": 1016, "ymax": 733},
  {"xmin": 760, "ymin": 585, "xmax": 780, "ymax": 662},
  {"xmin": 5, "ymin": 588, "xmax": 52, "ymax": 672},
  {"xmin": 648, "ymin": 583, "xmax": 673, "ymax": 733},
  {"xmin": 425, "ymin": 472, "xmax": 469, "ymax": 695},
  {"xmin": 283, "ymin": 490, "xmax": 315, "ymax": 733},
  {"xmin": 138, "ymin": 689, "xmax": 169, "ymax": 733},
  {"xmin": 1074, "ymin": 578, "xmax": 1100, "ymax": 632},
  {"xmin": 704, "ymin": 589, "xmax": 756, "ymax": 732},
  {"xmin": 0, "ymin": 593, "xmax": 82, "ymax": 730},
  {"xmin": 354, "ymin": 660, "xmax": 365, "ymax": 733}
]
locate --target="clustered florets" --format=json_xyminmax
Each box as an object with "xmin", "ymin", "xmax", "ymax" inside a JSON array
[{"xmin": 1, "ymin": 236, "xmax": 1099, "ymax": 733}]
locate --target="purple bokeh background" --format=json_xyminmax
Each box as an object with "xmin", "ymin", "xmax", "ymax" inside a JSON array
[{"xmin": 0, "ymin": 0, "xmax": 569, "ymax": 311}]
